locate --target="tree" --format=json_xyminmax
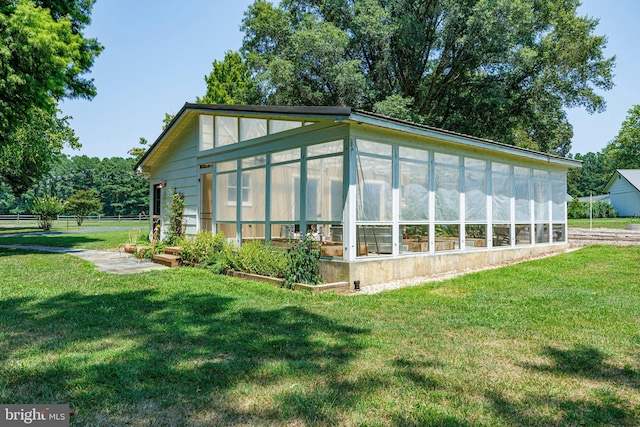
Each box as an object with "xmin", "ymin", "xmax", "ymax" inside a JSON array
[
  {"xmin": 0, "ymin": 0, "xmax": 102, "ymax": 195},
  {"xmin": 239, "ymin": 0, "xmax": 614, "ymax": 155},
  {"xmin": 30, "ymin": 194, "xmax": 65, "ymax": 230},
  {"xmin": 65, "ymin": 189, "xmax": 102, "ymax": 225},
  {"xmin": 603, "ymin": 104, "xmax": 640, "ymax": 171},
  {"xmin": 566, "ymin": 151, "xmax": 610, "ymax": 197},
  {"xmin": 128, "ymin": 137, "xmax": 149, "ymax": 162},
  {"xmin": 197, "ymin": 51, "xmax": 261, "ymax": 105}
]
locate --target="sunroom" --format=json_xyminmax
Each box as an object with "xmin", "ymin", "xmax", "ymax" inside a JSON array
[{"xmin": 136, "ymin": 104, "xmax": 579, "ymax": 288}]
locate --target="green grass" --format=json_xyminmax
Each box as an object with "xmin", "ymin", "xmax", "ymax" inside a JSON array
[
  {"xmin": 0, "ymin": 229, "xmax": 138, "ymax": 250},
  {"xmin": 568, "ymin": 217, "xmax": 640, "ymax": 229},
  {"xmin": 1, "ymin": 245, "xmax": 639, "ymax": 426},
  {"xmin": 0, "ymin": 220, "xmax": 148, "ymax": 235}
]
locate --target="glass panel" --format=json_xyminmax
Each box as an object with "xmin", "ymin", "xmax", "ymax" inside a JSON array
[
  {"xmin": 534, "ymin": 169, "xmax": 548, "ymax": 178},
  {"xmin": 434, "ymin": 164, "xmax": 460, "ymax": 221},
  {"xmin": 435, "ymin": 225, "xmax": 459, "ymax": 251},
  {"xmin": 399, "ymin": 147, "xmax": 429, "ymax": 162},
  {"xmin": 242, "ymin": 155, "xmax": 266, "ymax": 169},
  {"xmin": 400, "ymin": 160, "xmax": 429, "ymax": 221},
  {"xmin": 492, "ymin": 224, "xmax": 511, "ymax": 247},
  {"xmin": 307, "ymin": 140, "xmax": 343, "ymax": 157},
  {"xmin": 514, "ymin": 166, "xmax": 529, "ymax": 176},
  {"xmin": 200, "ymin": 115, "xmax": 214, "ymax": 151},
  {"xmin": 357, "ymin": 225, "xmax": 393, "ymax": 256},
  {"xmin": 515, "ymin": 224, "xmax": 531, "ymax": 245},
  {"xmin": 308, "ymin": 224, "xmax": 343, "ymax": 258},
  {"xmin": 307, "ymin": 156, "xmax": 343, "ymax": 222},
  {"xmin": 241, "ymin": 168, "xmax": 266, "ymax": 221},
  {"xmin": 270, "ymin": 162, "xmax": 300, "ymax": 221},
  {"xmin": 240, "ymin": 118, "xmax": 267, "ymax": 141},
  {"xmin": 241, "ymin": 223, "xmax": 265, "ymax": 242},
  {"xmin": 215, "ymin": 116, "xmax": 238, "ymax": 147},
  {"xmin": 465, "ymin": 158, "xmax": 486, "ymax": 169},
  {"xmin": 535, "ymin": 223, "xmax": 549, "ymax": 243},
  {"xmin": 465, "ymin": 225, "xmax": 487, "ymax": 249},
  {"xmin": 401, "ymin": 224, "xmax": 429, "ymax": 254},
  {"xmin": 271, "ymin": 148, "xmax": 300, "ymax": 163},
  {"xmin": 434, "ymin": 152, "xmax": 459, "ymax": 165},
  {"xmin": 552, "ymin": 180, "xmax": 565, "ymax": 221},
  {"xmin": 515, "ymin": 173, "xmax": 531, "ymax": 222},
  {"xmin": 200, "ymin": 173, "xmax": 212, "ymax": 231},
  {"xmin": 534, "ymin": 179, "xmax": 549, "ymax": 221},
  {"xmin": 492, "ymin": 162, "xmax": 510, "ymax": 173},
  {"xmin": 492, "ymin": 173, "xmax": 511, "ymax": 222},
  {"xmin": 356, "ymin": 155, "xmax": 392, "ymax": 221},
  {"xmin": 551, "ymin": 171, "xmax": 564, "ymax": 181},
  {"xmin": 216, "ymin": 223, "xmax": 236, "ymax": 239},
  {"xmin": 269, "ymin": 120, "xmax": 302, "ymax": 134},
  {"xmin": 356, "ymin": 139, "xmax": 392, "ymax": 157},
  {"xmin": 216, "ymin": 173, "xmax": 236, "ymax": 221},
  {"xmin": 217, "ymin": 160, "xmax": 236, "ymax": 173},
  {"xmin": 465, "ymin": 168, "xmax": 487, "ymax": 222},
  {"xmin": 552, "ymin": 224, "xmax": 565, "ymax": 242}
]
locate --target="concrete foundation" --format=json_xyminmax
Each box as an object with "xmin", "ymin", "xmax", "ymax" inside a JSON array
[{"xmin": 319, "ymin": 243, "xmax": 570, "ymax": 290}]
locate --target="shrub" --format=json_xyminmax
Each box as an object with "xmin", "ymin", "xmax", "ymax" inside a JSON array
[
  {"xmin": 284, "ymin": 235, "xmax": 322, "ymax": 288},
  {"xmin": 165, "ymin": 192, "xmax": 185, "ymax": 245},
  {"xmin": 30, "ymin": 195, "xmax": 65, "ymax": 230},
  {"xmin": 180, "ymin": 232, "xmax": 231, "ymax": 273},
  {"xmin": 230, "ymin": 240, "xmax": 289, "ymax": 279},
  {"xmin": 568, "ymin": 199, "xmax": 617, "ymax": 219}
]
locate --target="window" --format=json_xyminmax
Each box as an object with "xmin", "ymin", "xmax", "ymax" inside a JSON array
[
  {"xmin": 227, "ymin": 172, "xmax": 251, "ymax": 205},
  {"xmin": 199, "ymin": 115, "xmax": 214, "ymax": 151},
  {"xmin": 215, "ymin": 116, "xmax": 238, "ymax": 147},
  {"xmin": 153, "ymin": 184, "xmax": 162, "ymax": 215}
]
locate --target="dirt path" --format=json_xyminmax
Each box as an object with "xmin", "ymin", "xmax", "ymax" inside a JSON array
[{"xmin": 568, "ymin": 227, "xmax": 640, "ymax": 247}]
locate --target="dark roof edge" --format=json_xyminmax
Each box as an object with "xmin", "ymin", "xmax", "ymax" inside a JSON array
[{"xmin": 349, "ymin": 109, "xmax": 582, "ymax": 167}]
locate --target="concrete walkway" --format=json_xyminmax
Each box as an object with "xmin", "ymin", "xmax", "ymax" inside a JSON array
[{"xmin": 0, "ymin": 245, "xmax": 168, "ymax": 275}]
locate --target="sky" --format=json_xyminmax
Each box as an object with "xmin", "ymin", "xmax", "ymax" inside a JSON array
[{"xmin": 60, "ymin": 0, "xmax": 640, "ymax": 159}]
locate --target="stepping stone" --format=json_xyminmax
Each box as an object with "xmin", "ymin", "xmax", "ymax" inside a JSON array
[{"xmin": 153, "ymin": 253, "xmax": 180, "ymax": 267}]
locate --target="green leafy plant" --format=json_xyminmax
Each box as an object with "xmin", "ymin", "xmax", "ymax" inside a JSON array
[
  {"xmin": 30, "ymin": 194, "xmax": 65, "ymax": 230},
  {"xmin": 65, "ymin": 189, "xmax": 102, "ymax": 226},
  {"xmin": 165, "ymin": 192, "xmax": 185, "ymax": 244},
  {"xmin": 284, "ymin": 235, "xmax": 322, "ymax": 289},
  {"xmin": 180, "ymin": 232, "xmax": 232, "ymax": 274},
  {"xmin": 230, "ymin": 241, "xmax": 289, "ymax": 279}
]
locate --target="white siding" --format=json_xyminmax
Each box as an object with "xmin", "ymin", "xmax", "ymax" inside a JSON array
[
  {"xmin": 149, "ymin": 123, "xmax": 199, "ymax": 237},
  {"xmin": 609, "ymin": 178, "xmax": 640, "ymax": 217}
]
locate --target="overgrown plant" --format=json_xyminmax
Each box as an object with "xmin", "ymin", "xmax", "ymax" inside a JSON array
[
  {"xmin": 180, "ymin": 232, "xmax": 232, "ymax": 274},
  {"xmin": 284, "ymin": 235, "xmax": 322, "ymax": 289},
  {"xmin": 30, "ymin": 194, "xmax": 65, "ymax": 230},
  {"xmin": 165, "ymin": 191, "xmax": 185, "ymax": 244},
  {"xmin": 230, "ymin": 241, "xmax": 289, "ymax": 279}
]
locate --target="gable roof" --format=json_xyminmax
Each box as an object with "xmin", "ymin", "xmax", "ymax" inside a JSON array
[
  {"xmin": 135, "ymin": 103, "xmax": 582, "ymax": 171},
  {"xmin": 604, "ymin": 169, "xmax": 640, "ymax": 193}
]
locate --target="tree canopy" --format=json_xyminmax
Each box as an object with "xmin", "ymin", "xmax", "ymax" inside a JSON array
[
  {"xmin": 603, "ymin": 104, "xmax": 640, "ymax": 171},
  {"xmin": 0, "ymin": 0, "xmax": 102, "ymax": 195},
  {"xmin": 235, "ymin": 0, "xmax": 614, "ymax": 156}
]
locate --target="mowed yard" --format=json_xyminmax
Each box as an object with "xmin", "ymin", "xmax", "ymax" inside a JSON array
[{"xmin": 0, "ymin": 239, "xmax": 639, "ymax": 425}]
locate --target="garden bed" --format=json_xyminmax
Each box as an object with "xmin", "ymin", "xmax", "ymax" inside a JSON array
[{"xmin": 230, "ymin": 271, "xmax": 351, "ymax": 294}]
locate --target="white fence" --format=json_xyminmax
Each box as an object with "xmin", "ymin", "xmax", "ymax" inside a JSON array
[{"xmin": 0, "ymin": 214, "xmax": 149, "ymax": 223}]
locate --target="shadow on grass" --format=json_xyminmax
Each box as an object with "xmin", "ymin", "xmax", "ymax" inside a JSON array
[
  {"xmin": 0, "ymin": 288, "xmax": 369, "ymax": 425},
  {"xmin": 486, "ymin": 344, "xmax": 640, "ymax": 426},
  {"xmin": 525, "ymin": 345, "xmax": 639, "ymax": 389},
  {"xmin": 0, "ymin": 234, "xmax": 104, "ymax": 250}
]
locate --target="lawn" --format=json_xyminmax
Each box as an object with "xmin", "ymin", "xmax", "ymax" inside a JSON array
[
  {"xmin": 0, "ymin": 229, "xmax": 139, "ymax": 250},
  {"xmin": 0, "ymin": 245, "xmax": 638, "ymax": 426},
  {"xmin": 0, "ymin": 220, "xmax": 148, "ymax": 235},
  {"xmin": 568, "ymin": 217, "xmax": 640, "ymax": 229}
]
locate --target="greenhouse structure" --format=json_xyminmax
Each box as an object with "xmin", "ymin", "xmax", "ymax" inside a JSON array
[{"xmin": 136, "ymin": 104, "xmax": 579, "ymax": 288}]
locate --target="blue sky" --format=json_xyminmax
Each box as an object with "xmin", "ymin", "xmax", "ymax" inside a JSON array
[{"xmin": 61, "ymin": 0, "xmax": 640, "ymax": 159}]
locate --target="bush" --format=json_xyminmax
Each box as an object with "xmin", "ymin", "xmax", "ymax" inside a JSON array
[
  {"xmin": 284, "ymin": 235, "xmax": 322, "ymax": 288},
  {"xmin": 180, "ymin": 232, "xmax": 231, "ymax": 273},
  {"xmin": 165, "ymin": 192, "xmax": 185, "ymax": 245},
  {"xmin": 30, "ymin": 195, "xmax": 65, "ymax": 230},
  {"xmin": 229, "ymin": 240, "xmax": 289, "ymax": 279},
  {"xmin": 568, "ymin": 199, "xmax": 617, "ymax": 219}
]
